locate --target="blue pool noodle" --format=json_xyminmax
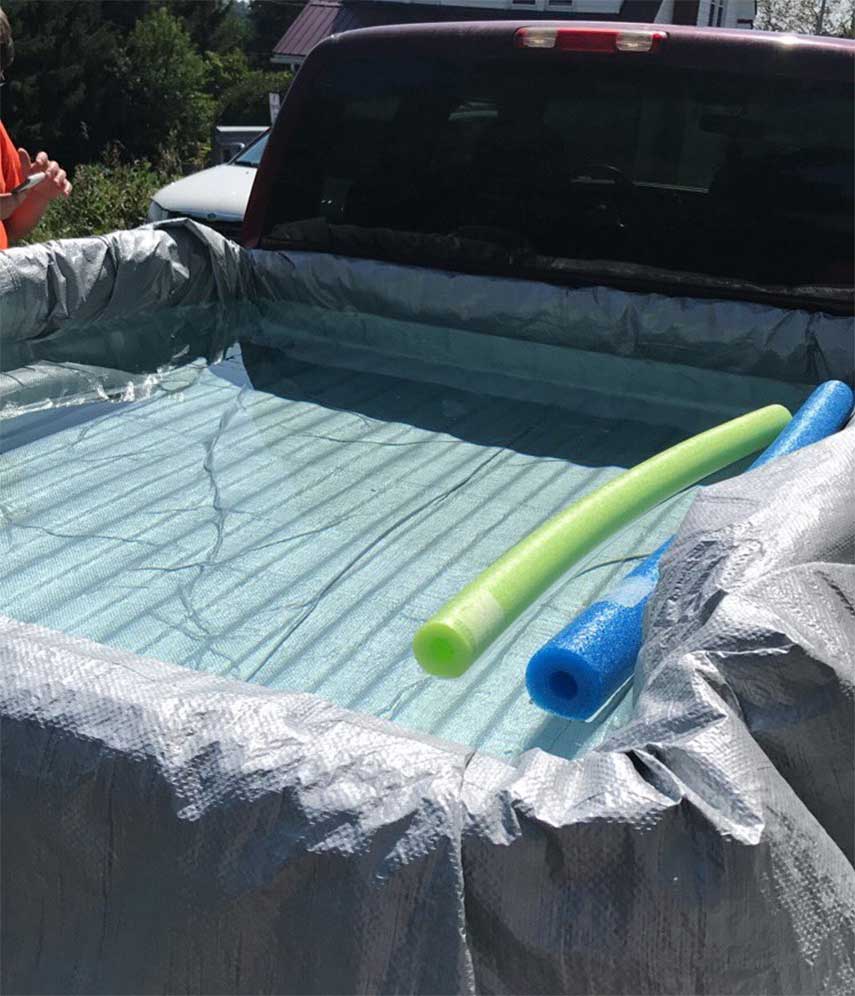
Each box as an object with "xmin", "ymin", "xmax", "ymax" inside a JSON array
[{"xmin": 526, "ymin": 380, "xmax": 855, "ymax": 721}]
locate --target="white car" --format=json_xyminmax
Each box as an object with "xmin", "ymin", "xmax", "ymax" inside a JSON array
[{"xmin": 146, "ymin": 131, "xmax": 269, "ymax": 240}]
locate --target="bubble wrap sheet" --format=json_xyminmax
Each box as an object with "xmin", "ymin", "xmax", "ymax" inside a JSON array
[{"xmin": 1, "ymin": 222, "xmax": 854, "ymax": 994}]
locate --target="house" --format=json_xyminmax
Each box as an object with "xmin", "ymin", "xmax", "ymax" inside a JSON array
[{"xmin": 272, "ymin": 1, "xmax": 756, "ymax": 71}]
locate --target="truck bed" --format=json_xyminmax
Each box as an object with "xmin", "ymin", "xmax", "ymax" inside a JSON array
[{"xmin": 0, "ymin": 248, "xmax": 817, "ymax": 760}]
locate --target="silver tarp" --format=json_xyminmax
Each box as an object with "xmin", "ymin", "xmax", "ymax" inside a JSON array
[
  {"xmin": 1, "ymin": 223, "xmax": 853, "ymax": 994},
  {"xmin": 1, "ymin": 220, "xmax": 853, "ymax": 407}
]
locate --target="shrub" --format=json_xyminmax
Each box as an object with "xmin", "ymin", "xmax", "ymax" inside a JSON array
[
  {"xmin": 110, "ymin": 7, "xmax": 215, "ymax": 167},
  {"xmin": 20, "ymin": 150, "xmax": 181, "ymax": 245},
  {"xmin": 216, "ymin": 69, "xmax": 292, "ymax": 126}
]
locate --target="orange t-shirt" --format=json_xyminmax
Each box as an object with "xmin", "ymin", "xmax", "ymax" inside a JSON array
[{"xmin": 0, "ymin": 121, "xmax": 24, "ymax": 249}]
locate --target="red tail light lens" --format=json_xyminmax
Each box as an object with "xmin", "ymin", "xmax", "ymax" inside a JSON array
[{"xmin": 515, "ymin": 28, "xmax": 668, "ymax": 54}]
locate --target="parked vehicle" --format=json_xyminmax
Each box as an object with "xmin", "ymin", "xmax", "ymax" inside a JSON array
[
  {"xmin": 147, "ymin": 130, "xmax": 269, "ymax": 240},
  {"xmin": 211, "ymin": 124, "xmax": 269, "ymax": 164}
]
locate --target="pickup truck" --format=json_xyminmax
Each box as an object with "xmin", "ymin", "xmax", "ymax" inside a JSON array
[{"xmin": 1, "ymin": 18, "xmax": 853, "ymax": 996}]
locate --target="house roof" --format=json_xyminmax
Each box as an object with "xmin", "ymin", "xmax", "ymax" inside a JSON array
[
  {"xmin": 273, "ymin": 2, "xmax": 361, "ymax": 60},
  {"xmin": 273, "ymin": 2, "xmax": 664, "ymax": 62}
]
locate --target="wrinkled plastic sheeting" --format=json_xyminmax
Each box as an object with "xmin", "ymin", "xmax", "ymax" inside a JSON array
[
  {"xmin": 0, "ymin": 220, "xmax": 246, "ymax": 338},
  {"xmin": 1, "ymin": 221, "xmax": 854, "ymax": 993},
  {"xmin": 0, "ymin": 221, "xmax": 250, "ymax": 412},
  {"xmin": 2, "ymin": 429, "xmax": 854, "ymax": 995},
  {"xmin": 1, "ymin": 221, "xmax": 853, "ymax": 414},
  {"xmin": 249, "ymin": 250, "xmax": 855, "ymax": 385},
  {"xmin": 0, "ymin": 223, "xmax": 822, "ymax": 764},
  {"xmin": 640, "ymin": 425, "xmax": 855, "ymax": 864}
]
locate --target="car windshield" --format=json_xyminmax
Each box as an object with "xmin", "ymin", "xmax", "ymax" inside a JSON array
[
  {"xmin": 265, "ymin": 54, "xmax": 854, "ymax": 288},
  {"xmin": 234, "ymin": 131, "xmax": 269, "ymax": 167}
]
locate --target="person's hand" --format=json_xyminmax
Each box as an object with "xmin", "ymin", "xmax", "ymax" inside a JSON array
[
  {"xmin": 0, "ymin": 187, "xmax": 27, "ymax": 221},
  {"xmin": 18, "ymin": 148, "xmax": 72, "ymax": 202}
]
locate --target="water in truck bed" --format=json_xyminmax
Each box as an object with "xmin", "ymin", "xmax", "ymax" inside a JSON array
[{"xmin": 0, "ymin": 329, "xmax": 810, "ymax": 762}]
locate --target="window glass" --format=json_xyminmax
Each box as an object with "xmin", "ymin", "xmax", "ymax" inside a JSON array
[
  {"xmin": 267, "ymin": 55, "xmax": 853, "ymax": 285},
  {"xmin": 234, "ymin": 131, "xmax": 269, "ymax": 166}
]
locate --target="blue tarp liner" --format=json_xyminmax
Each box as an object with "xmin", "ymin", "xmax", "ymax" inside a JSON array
[{"xmin": 1, "ymin": 221, "xmax": 853, "ymax": 994}]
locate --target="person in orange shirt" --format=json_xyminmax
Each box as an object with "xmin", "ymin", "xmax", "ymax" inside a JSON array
[{"xmin": 0, "ymin": 7, "xmax": 72, "ymax": 249}]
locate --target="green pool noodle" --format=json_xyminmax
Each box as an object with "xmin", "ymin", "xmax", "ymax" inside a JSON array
[{"xmin": 413, "ymin": 403, "xmax": 791, "ymax": 677}]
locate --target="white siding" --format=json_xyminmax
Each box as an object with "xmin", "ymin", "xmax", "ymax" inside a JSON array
[
  {"xmin": 331, "ymin": 1, "xmax": 756, "ymax": 28},
  {"xmin": 354, "ymin": 0, "xmax": 624, "ymax": 12},
  {"xmin": 655, "ymin": 0, "xmax": 675, "ymax": 22},
  {"xmin": 728, "ymin": 0, "xmax": 756, "ymax": 27}
]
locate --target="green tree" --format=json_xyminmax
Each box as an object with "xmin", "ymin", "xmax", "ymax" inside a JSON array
[
  {"xmin": 206, "ymin": 47, "xmax": 251, "ymax": 96},
  {"xmin": 2, "ymin": 0, "xmax": 286, "ymax": 173},
  {"xmin": 162, "ymin": 0, "xmax": 249, "ymax": 54},
  {"xmin": 216, "ymin": 68, "xmax": 292, "ymax": 125},
  {"xmin": 2, "ymin": 0, "xmax": 123, "ymax": 170},
  {"xmin": 247, "ymin": 0, "xmax": 306, "ymax": 68},
  {"xmin": 98, "ymin": 1, "xmax": 153, "ymax": 34},
  {"xmin": 97, "ymin": 1, "xmax": 248, "ymax": 52},
  {"xmin": 21, "ymin": 147, "xmax": 183, "ymax": 244},
  {"xmin": 755, "ymin": 0, "xmax": 855, "ymax": 35},
  {"xmin": 110, "ymin": 6, "xmax": 215, "ymax": 166}
]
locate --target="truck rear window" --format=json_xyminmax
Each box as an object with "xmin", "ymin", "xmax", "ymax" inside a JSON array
[{"xmin": 265, "ymin": 54, "xmax": 853, "ymax": 289}]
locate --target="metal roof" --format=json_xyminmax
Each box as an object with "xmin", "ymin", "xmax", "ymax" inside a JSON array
[{"xmin": 273, "ymin": 2, "xmax": 362, "ymax": 59}]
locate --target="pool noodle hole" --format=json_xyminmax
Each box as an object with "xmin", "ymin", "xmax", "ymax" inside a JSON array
[{"xmin": 548, "ymin": 669, "xmax": 579, "ymax": 703}]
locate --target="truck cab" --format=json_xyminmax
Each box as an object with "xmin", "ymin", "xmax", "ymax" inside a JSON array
[{"xmin": 244, "ymin": 21, "xmax": 854, "ymax": 314}]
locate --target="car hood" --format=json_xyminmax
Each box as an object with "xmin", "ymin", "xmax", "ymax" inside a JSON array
[{"xmin": 152, "ymin": 163, "xmax": 257, "ymax": 221}]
